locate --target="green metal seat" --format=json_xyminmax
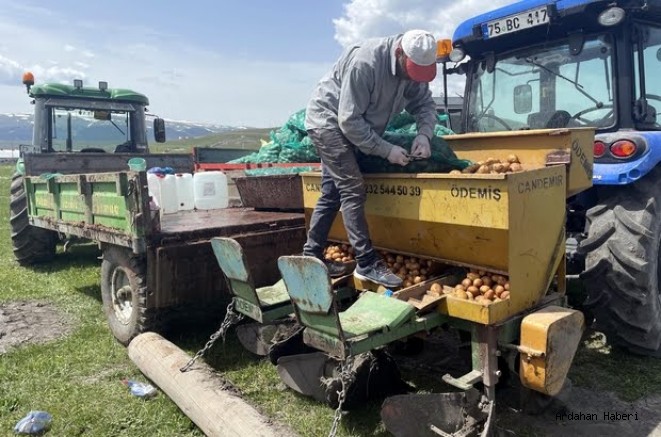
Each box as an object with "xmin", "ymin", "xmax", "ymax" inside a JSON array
[
  {"xmin": 211, "ymin": 237, "xmax": 293, "ymax": 323},
  {"xmin": 277, "ymin": 256, "xmax": 443, "ymax": 359}
]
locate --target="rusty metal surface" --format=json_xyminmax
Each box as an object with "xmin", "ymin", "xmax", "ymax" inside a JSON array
[
  {"xmin": 235, "ymin": 175, "xmax": 304, "ymax": 211},
  {"xmin": 23, "ymin": 153, "xmax": 194, "ymax": 176},
  {"xmin": 545, "ymin": 149, "xmax": 571, "ymax": 166},
  {"xmin": 31, "ymin": 216, "xmax": 136, "ymax": 249},
  {"xmin": 158, "ymin": 208, "xmax": 304, "ymax": 238},
  {"xmin": 27, "ymin": 171, "xmax": 152, "ymax": 253},
  {"xmin": 147, "ymin": 226, "xmax": 307, "ymax": 309}
]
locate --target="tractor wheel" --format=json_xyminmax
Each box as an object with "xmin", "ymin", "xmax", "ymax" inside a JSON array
[
  {"xmin": 101, "ymin": 246, "xmax": 154, "ymax": 345},
  {"xmin": 580, "ymin": 167, "xmax": 661, "ymax": 356},
  {"xmin": 10, "ymin": 172, "xmax": 58, "ymax": 265}
]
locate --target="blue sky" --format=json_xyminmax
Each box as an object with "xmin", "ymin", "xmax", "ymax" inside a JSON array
[{"xmin": 0, "ymin": 0, "xmax": 510, "ymax": 128}]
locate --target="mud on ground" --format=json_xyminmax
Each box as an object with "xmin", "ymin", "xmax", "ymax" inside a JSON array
[
  {"xmin": 498, "ymin": 386, "xmax": 661, "ymax": 437},
  {"xmin": 390, "ymin": 329, "xmax": 661, "ymax": 437},
  {"xmin": 0, "ymin": 300, "xmax": 72, "ymax": 355}
]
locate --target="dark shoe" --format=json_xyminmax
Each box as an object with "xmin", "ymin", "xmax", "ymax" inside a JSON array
[
  {"xmin": 323, "ymin": 259, "xmax": 354, "ymax": 278},
  {"xmin": 354, "ymin": 260, "xmax": 403, "ymax": 288}
]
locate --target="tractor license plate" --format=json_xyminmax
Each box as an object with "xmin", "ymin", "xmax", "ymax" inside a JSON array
[{"xmin": 482, "ymin": 6, "xmax": 549, "ymax": 39}]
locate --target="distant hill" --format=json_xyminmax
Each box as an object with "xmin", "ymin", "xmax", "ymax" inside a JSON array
[
  {"xmin": 0, "ymin": 113, "xmax": 253, "ymax": 147},
  {"xmin": 153, "ymin": 128, "xmax": 275, "ymax": 153}
]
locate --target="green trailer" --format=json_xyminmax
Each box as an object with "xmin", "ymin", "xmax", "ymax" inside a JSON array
[
  {"xmin": 19, "ymin": 153, "xmax": 306, "ymax": 344},
  {"xmin": 10, "ymin": 74, "xmax": 307, "ymax": 345}
]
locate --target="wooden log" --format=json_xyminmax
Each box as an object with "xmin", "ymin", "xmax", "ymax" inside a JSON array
[{"xmin": 128, "ymin": 332, "xmax": 298, "ymax": 437}]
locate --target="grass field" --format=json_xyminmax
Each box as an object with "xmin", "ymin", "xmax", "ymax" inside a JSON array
[
  {"xmin": 150, "ymin": 128, "xmax": 273, "ymax": 154},
  {"xmin": 1, "ymin": 163, "xmax": 661, "ymax": 436}
]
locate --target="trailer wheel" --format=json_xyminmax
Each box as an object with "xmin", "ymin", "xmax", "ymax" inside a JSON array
[
  {"xmin": 101, "ymin": 246, "xmax": 151, "ymax": 345},
  {"xmin": 580, "ymin": 167, "xmax": 661, "ymax": 356},
  {"xmin": 10, "ymin": 172, "xmax": 58, "ymax": 265}
]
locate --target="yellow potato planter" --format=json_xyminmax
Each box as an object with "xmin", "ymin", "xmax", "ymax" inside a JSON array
[{"xmin": 301, "ymin": 128, "xmax": 594, "ymax": 325}]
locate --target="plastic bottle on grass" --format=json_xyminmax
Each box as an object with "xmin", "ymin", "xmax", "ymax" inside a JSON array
[
  {"xmin": 122, "ymin": 379, "xmax": 158, "ymax": 399},
  {"xmin": 14, "ymin": 411, "xmax": 52, "ymax": 435}
]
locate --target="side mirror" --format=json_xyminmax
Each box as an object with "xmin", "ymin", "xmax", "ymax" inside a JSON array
[
  {"xmin": 153, "ymin": 118, "xmax": 166, "ymax": 143},
  {"xmin": 513, "ymin": 84, "xmax": 533, "ymax": 114}
]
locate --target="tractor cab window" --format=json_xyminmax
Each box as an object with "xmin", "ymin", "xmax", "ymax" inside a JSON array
[
  {"xmin": 49, "ymin": 108, "xmax": 132, "ymax": 152},
  {"xmin": 467, "ymin": 34, "xmax": 615, "ymax": 132},
  {"xmin": 633, "ymin": 24, "xmax": 661, "ymax": 130}
]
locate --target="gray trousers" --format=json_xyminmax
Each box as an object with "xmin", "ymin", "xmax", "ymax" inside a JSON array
[{"xmin": 302, "ymin": 128, "xmax": 378, "ymax": 268}]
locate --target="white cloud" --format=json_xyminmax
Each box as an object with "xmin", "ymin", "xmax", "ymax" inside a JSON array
[
  {"xmin": 0, "ymin": 53, "xmax": 85, "ymax": 86},
  {"xmin": 0, "ymin": 1, "xmax": 507, "ymax": 127},
  {"xmin": 31, "ymin": 65, "xmax": 86, "ymax": 83},
  {"xmin": 332, "ymin": 0, "xmax": 512, "ymax": 99},
  {"xmin": 334, "ymin": 0, "xmax": 512, "ymax": 46},
  {"xmin": 0, "ymin": 54, "xmax": 22, "ymax": 86}
]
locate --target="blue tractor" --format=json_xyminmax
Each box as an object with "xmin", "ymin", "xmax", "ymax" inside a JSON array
[{"xmin": 444, "ymin": 0, "xmax": 661, "ymax": 356}]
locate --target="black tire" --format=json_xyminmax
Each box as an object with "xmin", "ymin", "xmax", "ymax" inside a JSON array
[
  {"xmin": 10, "ymin": 172, "xmax": 58, "ymax": 265},
  {"xmin": 101, "ymin": 246, "xmax": 153, "ymax": 345},
  {"xmin": 579, "ymin": 167, "xmax": 661, "ymax": 356}
]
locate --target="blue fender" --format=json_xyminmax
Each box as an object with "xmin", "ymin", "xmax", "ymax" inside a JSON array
[{"xmin": 593, "ymin": 132, "xmax": 661, "ymax": 185}]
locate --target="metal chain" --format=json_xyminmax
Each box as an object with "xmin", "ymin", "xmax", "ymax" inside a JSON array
[
  {"xmin": 328, "ymin": 357, "xmax": 356, "ymax": 437},
  {"xmin": 179, "ymin": 301, "xmax": 244, "ymax": 372}
]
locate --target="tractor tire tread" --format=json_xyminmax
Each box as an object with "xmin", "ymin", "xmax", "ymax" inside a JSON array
[
  {"xmin": 579, "ymin": 167, "xmax": 661, "ymax": 355},
  {"xmin": 9, "ymin": 173, "xmax": 57, "ymax": 265}
]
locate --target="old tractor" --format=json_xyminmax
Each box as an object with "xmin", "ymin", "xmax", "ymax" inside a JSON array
[{"xmin": 11, "ymin": 72, "xmax": 166, "ymax": 266}]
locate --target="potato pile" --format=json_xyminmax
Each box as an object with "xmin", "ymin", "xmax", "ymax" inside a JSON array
[
  {"xmin": 381, "ymin": 251, "xmax": 434, "ymax": 288},
  {"xmin": 450, "ymin": 154, "xmax": 523, "ymax": 175},
  {"xmin": 325, "ymin": 245, "xmax": 437, "ymax": 288},
  {"xmin": 448, "ymin": 270, "xmax": 511, "ymax": 305},
  {"xmin": 323, "ymin": 244, "xmax": 354, "ymax": 263}
]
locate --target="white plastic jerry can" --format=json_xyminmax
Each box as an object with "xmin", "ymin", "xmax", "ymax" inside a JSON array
[
  {"xmin": 175, "ymin": 173, "xmax": 195, "ymax": 211},
  {"xmin": 159, "ymin": 174, "xmax": 179, "ymax": 214},
  {"xmin": 193, "ymin": 171, "xmax": 229, "ymax": 210}
]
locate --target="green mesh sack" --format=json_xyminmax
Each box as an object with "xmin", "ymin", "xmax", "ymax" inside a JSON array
[
  {"xmin": 387, "ymin": 111, "xmax": 417, "ymax": 131},
  {"xmin": 357, "ymin": 132, "xmax": 471, "ymax": 174},
  {"xmin": 229, "ymin": 108, "xmax": 456, "ymax": 165},
  {"xmin": 386, "ymin": 111, "xmax": 454, "ymax": 136},
  {"xmin": 284, "ymin": 109, "xmax": 307, "ymax": 135}
]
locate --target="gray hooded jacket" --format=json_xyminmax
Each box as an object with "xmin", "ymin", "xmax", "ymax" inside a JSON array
[{"xmin": 304, "ymin": 34, "xmax": 437, "ymax": 159}]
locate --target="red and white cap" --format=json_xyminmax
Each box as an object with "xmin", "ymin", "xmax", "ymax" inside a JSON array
[{"xmin": 401, "ymin": 30, "xmax": 437, "ymax": 82}]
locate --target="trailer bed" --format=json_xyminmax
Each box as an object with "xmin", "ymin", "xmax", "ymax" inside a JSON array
[
  {"xmin": 158, "ymin": 208, "xmax": 304, "ymax": 239},
  {"xmin": 149, "ymin": 208, "xmax": 307, "ymax": 310}
]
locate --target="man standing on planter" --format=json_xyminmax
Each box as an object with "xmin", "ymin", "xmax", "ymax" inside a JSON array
[{"xmin": 303, "ymin": 29, "xmax": 438, "ymax": 288}]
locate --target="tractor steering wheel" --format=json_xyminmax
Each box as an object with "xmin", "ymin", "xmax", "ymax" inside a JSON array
[
  {"xmin": 569, "ymin": 104, "xmax": 614, "ymax": 127},
  {"xmin": 476, "ymin": 113, "xmax": 513, "ymax": 131},
  {"xmin": 645, "ymin": 94, "xmax": 661, "ymax": 104}
]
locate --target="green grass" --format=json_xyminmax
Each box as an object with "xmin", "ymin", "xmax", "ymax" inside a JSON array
[
  {"xmin": 2, "ymin": 162, "xmax": 661, "ymax": 436},
  {"xmin": 569, "ymin": 329, "xmax": 661, "ymax": 401}
]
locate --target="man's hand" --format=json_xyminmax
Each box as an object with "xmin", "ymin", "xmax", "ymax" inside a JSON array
[
  {"xmin": 387, "ymin": 146, "xmax": 410, "ymax": 166},
  {"xmin": 411, "ymin": 134, "xmax": 431, "ymax": 159}
]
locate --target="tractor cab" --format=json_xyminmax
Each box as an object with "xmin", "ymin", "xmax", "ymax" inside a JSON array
[{"xmin": 21, "ymin": 72, "xmax": 166, "ymax": 157}]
